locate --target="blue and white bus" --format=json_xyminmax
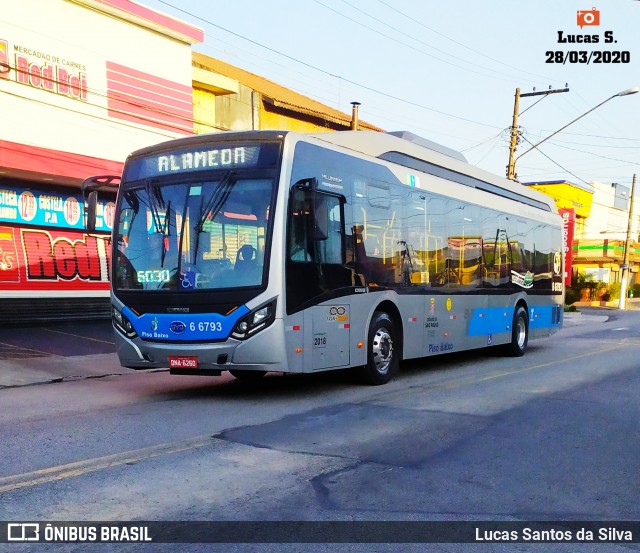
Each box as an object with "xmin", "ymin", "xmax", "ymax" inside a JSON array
[{"xmin": 84, "ymin": 130, "xmax": 563, "ymax": 385}]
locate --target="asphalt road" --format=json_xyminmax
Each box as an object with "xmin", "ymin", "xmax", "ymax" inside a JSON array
[
  {"xmin": 0, "ymin": 320, "xmax": 115, "ymax": 359},
  {"xmin": 0, "ymin": 309, "xmax": 639, "ymax": 552}
]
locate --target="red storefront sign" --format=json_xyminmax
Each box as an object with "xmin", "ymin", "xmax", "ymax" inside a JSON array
[
  {"xmin": 558, "ymin": 208, "xmax": 575, "ymax": 286},
  {"xmin": 0, "ymin": 225, "xmax": 110, "ymax": 295}
]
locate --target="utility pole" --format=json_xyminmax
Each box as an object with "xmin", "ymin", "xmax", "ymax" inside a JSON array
[
  {"xmin": 506, "ymin": 88, "xmax": 521, "ymax": 181},
  {"xmin": 618, "ymin": 173, "xmax": 637, "ymax": 309},
  {"xmin": 506, "ymin": 86, "xmax": 570, "ymax": 181}
]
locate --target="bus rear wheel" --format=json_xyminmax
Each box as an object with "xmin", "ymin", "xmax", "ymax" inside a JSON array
[
  {"xmin": 505, "ymin": 305, "xmax": 529, "ymax": 357},
  {"xmin": 360, "ymin": 312, "xmax": 399, "ymax": 385}
]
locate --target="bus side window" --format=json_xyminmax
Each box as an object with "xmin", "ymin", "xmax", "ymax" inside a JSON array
[{"xmin": 289, "ymin": 188, "xmax": 344, "ymax": 264}]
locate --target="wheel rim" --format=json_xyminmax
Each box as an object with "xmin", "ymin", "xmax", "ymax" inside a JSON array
[
  {"xmin": 372, "ymin": 327, "xmax": 393, "ymax": 374},
  {"xmin": 515, "ymin": 314, "xmax": 527, "ymax": 348}
]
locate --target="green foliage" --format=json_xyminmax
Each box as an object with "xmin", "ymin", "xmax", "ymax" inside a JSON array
[
  {"xmin": 565, "ymin": 271, "xmax": 620, "ymax": 304},
  {"xmin": 564, "ymin": 287, "xmax": 580, "ymax": 305},
  {"xmin": 607, "ymin": 282, "xmax": 621, "ymax": 300}
]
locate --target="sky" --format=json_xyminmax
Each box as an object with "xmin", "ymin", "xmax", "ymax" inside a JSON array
[{"xmin": 141, "ymin": 0, "xmax": 639, "ymax": 190}]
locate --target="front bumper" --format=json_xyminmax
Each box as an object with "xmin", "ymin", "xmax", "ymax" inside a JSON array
[{"xmin": 115, "ymin": 318, "xmax": 289, "ymax": 374}]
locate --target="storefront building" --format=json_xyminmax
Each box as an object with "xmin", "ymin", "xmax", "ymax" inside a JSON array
[
  {"xmin": 1, "ymin": 1, "xmax": 382, "ymax": 322},
  {"xmin": 0, "ymin": 0, "xmax": 203, "ymax": 321},
  {"xmin": 526, "ymin": 179, "xmax": 639, "ymax": 294},
  {"xmin": 191, "ymin": 53, "xmax": 383, "ymax": 133}
]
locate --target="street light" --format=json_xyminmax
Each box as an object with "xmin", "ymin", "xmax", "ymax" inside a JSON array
[{"xmin": 507, "ymin": 86, "xmax": 639, "ymax": 180}]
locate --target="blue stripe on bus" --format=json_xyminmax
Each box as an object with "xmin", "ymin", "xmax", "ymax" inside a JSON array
[
  {"xmin": 467, "ymin": 307, "xmax": 514, "ymax": 336},
  {"xmin": 528, "ymin": 305, "xmax": 563, "ymax": 330},
  {"xmin": 122, "ymin": 305, "xmax": 250, "ymax": 342},
  {"xmin": 468, "ymin": 305, "xmax": 561, "ymax": 336}
]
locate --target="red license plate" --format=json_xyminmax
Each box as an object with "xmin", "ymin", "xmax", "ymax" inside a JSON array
[{"xmin": 169, "ymin": 356, "xmax": 199, "ymax": 369}]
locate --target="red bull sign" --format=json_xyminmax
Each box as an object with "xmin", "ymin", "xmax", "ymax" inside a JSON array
[{"xmin": 0, "ymin": 225, "xmax": 110, "ymax": 295}]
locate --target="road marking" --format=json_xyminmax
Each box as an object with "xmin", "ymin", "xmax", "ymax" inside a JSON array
[
  {"xmin": 0, "ymin": 341, "xmax": 52, "ymax": 358},
  {"xmin": 43, "ymin": 327, "xmax": 115, "ymax": 345},
  {"xmin": 0, "ymin": 435, "xmax": 215, "ymax": 493},
  {"xmin": 440, "ymin": 343, "xmax": 624, "ymax": 390}
]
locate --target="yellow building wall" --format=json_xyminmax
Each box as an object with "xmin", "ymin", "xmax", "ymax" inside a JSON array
[
  {"xmin": 193, "ymin": 88, "xmax": 217, "ymax": 134},
  {"xmin": 260, "ymin": 108, "xmax": 336, "ymax": 133},
  {"xmin": 528, "ymin": 183, "xmax": 593, "ymax": 218}
]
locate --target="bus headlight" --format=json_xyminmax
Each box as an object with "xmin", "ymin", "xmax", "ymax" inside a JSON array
[
  {"xmin": 112, "ymin": 307, "xmax": 138, "ymax": 338},
  {"xmin": 231, "ymin": 298, "xmax": 277, "ymax": 340}
]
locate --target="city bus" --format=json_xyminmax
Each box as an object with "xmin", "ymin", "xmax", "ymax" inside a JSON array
[{"xmin": 83, "ymin": 129, "xmax": 563, "ymax": 385}]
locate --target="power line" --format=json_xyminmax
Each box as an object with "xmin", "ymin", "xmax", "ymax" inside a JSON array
[
  {"xmin": 373, "ymin": 0, "xmax": 561, "ymax": 87},
  {"xmin": 517, "ymin": 135, "xmax": 590, "ymax": 185},
  {"xmin": 154, "ymin": 0, "xmax": 500, "ymax": 130},
  {"xmin": 546, "ymin": 141, "xmax": 640, "ymax": 167},
  {"xmin": 321, "ymin": 0, "xmax": 537, "ymax": 86},
  {"xmin": 461, "ymin": 133, "xmax": 503, "ymax": 152},
  {"xmin": 153, "ymin": 0, "xmax": 634, "ymax": 183},
  {"xmin": 548, "ymin": 131, "xmax": 640, "ymax": 142}
]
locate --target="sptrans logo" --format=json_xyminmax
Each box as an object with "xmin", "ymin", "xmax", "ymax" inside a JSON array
[{"xmin": 0, "ymin": 37, "xmax": 88, "ymax": 100}]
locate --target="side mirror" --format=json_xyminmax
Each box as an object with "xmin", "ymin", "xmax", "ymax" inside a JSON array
[
  {"xmin": 85, "ymin": 190, "xmax": 98, "ymax": 232},
  {"xmin": 81, "ymin": 175, "xmax": 120, "ymax": 232}
]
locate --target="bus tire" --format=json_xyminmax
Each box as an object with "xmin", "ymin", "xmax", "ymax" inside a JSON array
[
  {"xmin": 229, "ymin": 370, "xmax": 267, "ymax": 380},
  {"xmin": 505, "ymin": 305, "xmax": 529, "ymax": 357},
  {"xmin": 361, "ymin": 311, "xmax": 399, "ymax": 385}
]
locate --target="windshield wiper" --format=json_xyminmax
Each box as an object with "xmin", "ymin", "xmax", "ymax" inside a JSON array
[
  {"xmin": 145, "ymin": 179, "xmax": 165, "ymax": 232},
  {"xmin": 193, "ymin": 172, "xmax": 235, "ymax": 263},
  {"xmin": 144, "ymin": 179, "xmax": 172, "ymax": 267}
]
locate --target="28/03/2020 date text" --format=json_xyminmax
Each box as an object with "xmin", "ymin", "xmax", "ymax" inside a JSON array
[{"xmin": 546, "ymin": 50, "xmax": 630, "ymax": 64}]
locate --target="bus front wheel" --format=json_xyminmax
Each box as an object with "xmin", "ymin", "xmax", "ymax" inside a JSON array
[
  {"xmin": 505, "ymin": 305, "xmax": 529, "ymax": 357},
  {"xmin": 361, "ymin": 312, "xmax": 399, "ymax": 385}
]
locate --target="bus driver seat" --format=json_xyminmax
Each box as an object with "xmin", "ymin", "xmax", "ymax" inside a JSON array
[{"xmin": 235, "ymin": 244, "xmax": 257, "ymax": 272}]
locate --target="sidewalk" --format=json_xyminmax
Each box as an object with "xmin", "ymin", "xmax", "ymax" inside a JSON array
[
  {"xmin": 563, "ymin": 310, "xmax": 609, "ymax": 325},
  {"xmin": 0, "ymin": 352, "xmax": 132, "ymax": 389},
  {"xmin": 571, "ymin": 297, "xmax": 640, "ymax": 310},
  {"xmin": 0, "ymin": 308, "xmax": 612, "ymax": 390}
]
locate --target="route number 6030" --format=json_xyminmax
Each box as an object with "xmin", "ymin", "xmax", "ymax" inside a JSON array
[{"xmin": 189, "ymin": 321, "xmax": 223, "ymax": 332}]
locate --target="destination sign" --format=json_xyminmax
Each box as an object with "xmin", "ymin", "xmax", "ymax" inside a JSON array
[{"xmin": 124, "ymin": 144, "xmax": 262, "ymax": 181}]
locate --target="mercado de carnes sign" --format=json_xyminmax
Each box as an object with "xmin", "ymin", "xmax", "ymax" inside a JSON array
[{"xmin": 0, "ymin": 38, "xmax": 88, "ymax": 100}]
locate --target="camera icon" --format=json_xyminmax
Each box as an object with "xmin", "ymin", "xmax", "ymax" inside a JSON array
[{"xmin": 577, "ymin": 7, "xmax": 600, "ymax": 28}]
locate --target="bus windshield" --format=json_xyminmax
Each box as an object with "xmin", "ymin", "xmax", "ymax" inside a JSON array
[{"xmin": 113, "ymin": 174, "xmax": 274, "ymax": 292}]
